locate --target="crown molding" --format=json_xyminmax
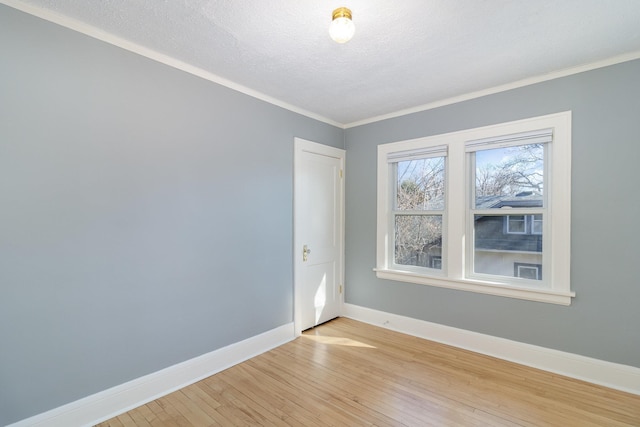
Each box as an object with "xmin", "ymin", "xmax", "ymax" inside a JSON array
[
  {"xmin": 345, "ymin": 50, "xmax": 640, "ymax": 128},
  {"xmin": 0, "ymin": 0, "xmax": 344, "ymax": 129},
  {"xmin": 4, "ymin": 0, "xmax": 640, "ymax": 131}
]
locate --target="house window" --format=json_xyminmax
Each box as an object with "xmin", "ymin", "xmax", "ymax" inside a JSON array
[
  {"xmin": 515, "ymin": 263, "xmax": 542, "ymax": 280},
  {"xmin": 506, "ymin": 215, "xmax": 527, "ymax": 234},
  {"xmin": 505, "ymin": 214, "xmax": 543, "ymax": 235},
  {"xmin": 376, "ymin": 112, "xmax": 574, "ymax": 305},
  {"xmin": 430, "ymin": 256, "xmax": 442, "ymax": 269},
  {"xmin": 531, "ymin": 214, "xmax": 543, "ymax": 235}
]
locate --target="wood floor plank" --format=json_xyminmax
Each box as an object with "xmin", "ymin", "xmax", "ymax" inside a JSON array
[
  {"xmin": 228, "ymin": 362, "xmax": 331, "ymax": 427},
  {"xmin": 315, "ymin": 319, "xmax": 638, "ymax": 426},
  {"xmin": 291, "ymin": 330, "xmax": 516, "ymax": 426},
  {"xmin": 252, "ymin": 342, "xmax": 438, "ymax": 426},
  {"xmin": 131, "ymin": 403, "xmax": 159, "ymax": 425},
  {"xmin": 242, "ymin": 359, "xmax": 371, "ymax": 426},
  {"xmin": 214, "ymin": 370, "xmax": 316, "ymax": 426},
  {"xmin": 152, "ymin": 395, "xmax": 195, "ymax": 427},
  {"xmin": 96, "ymin": 317, "xmax": 640, "ymax": 426},
  {"xmin": 144, "ymin": 400, "xmax": 178, "ymax": 426},
  {"xmin": 96, "ymin": 417, "xmax": 125, "ymax": 427},
  {"xmin": 115, "ymin": 413, "xmax": 140, "ymax": 427},
  {"xmin": 164, "ymin": 391, "xmax": 218, "ymax": 426}
]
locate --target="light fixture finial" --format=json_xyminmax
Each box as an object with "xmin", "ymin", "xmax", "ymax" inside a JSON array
[{"xmin": 329, "ymin": 7, "xmax": 355, "ymax": 43}]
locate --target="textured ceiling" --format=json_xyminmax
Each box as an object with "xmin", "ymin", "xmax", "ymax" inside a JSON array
[{"xmin": 5, "ymin": 0, "xmax": 640, "ymax": 126}]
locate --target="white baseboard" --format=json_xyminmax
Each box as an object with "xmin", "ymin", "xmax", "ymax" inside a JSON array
[
  {"xmin": 342, "ymin": 303, "xmax": 640, "ymax": 395},
  {"xmin": 8, "ymin": 323, "xmax": 295, "ymax": 427}
]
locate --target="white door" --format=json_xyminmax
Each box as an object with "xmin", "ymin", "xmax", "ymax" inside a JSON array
[{"xmin": 294, "ymin": 138, "xmax": 344, "ymax": 333}]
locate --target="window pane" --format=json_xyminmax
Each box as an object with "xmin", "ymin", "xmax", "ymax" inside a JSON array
[
  {"xmin": 531, "ymin": 214, "xmax": 543, "ymax": 234},
  {"xmin": 396, "ymin": 157, "xmax": 445, "ymax": 210},
  {"xmin": 430, "ymin": 256, "xmax": 442, "ymax": 269},
  {"xmin": 515, "ymin": 264, "xmax": 541, "ymax": 280},
  {"xmin": 474, "ymin": 214, "xmax": 542, "ymax": 280},
  {"xmin": 395, "ymin": 215, "xmax": 442, "ymax": 268},
  {"xmin": 507, "ymin": 215, "xmax": 526, "ymax": 234},
  {"xmin": 475, "ymin": 144, "xmax": 544, "ymax": 209}
]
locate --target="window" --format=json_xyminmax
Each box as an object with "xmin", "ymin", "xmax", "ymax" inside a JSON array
[
  {"xmin": 514, "ymin": 263, "xmax": 542, "ymax": 280},
  {"xmin": 506, "ymin": 215, "xmax": 527, "ymax": 234},
  {"xmin": 531, "ymin": 214, "xmax": 543, "ymax": 235},
  {"xmin": 470, "ymin": 140, "xmax": 545, "ymax": 282},
  {"xmin": 430, "ymin": 256, "xmax": 442, "ymax": 269},
  {"xmin": 376, "ymin": 112, "xmax": 574, "ymax": 305},
  {"xmin": 391, "ymin": 149, "xmax": 446, "ymax": 271},
  {"xmin": 505, "ymin": 215, "xmax": 543, "ymax": 235}
]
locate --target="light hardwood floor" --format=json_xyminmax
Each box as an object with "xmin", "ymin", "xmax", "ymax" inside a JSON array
[{"xmin": 96, "ymin": 317, "xmax": 640, "ymax": 426}]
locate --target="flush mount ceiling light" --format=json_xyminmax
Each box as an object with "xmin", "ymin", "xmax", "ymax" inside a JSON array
[{"xmin": 329, "ymin": 7, "xmax": 355, "ymax": 43}]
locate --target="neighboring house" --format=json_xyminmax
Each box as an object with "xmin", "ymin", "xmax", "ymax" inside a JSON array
[
  {"xmin": 474, "ymin": 191, "xmax": 543, "ymax": 280},
  {"xmin": 406, "ymin": 191, "xmax": 543, "ymax": 280}
]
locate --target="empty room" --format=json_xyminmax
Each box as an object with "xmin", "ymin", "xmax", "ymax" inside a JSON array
[{"xmin": 1, "ymin": 1, "xmax": 640, "ymax": 426}]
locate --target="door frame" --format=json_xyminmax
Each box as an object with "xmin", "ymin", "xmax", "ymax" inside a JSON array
[{"xmin": 293, "ymin": 137, "xmax": 345, "ymax": 336}]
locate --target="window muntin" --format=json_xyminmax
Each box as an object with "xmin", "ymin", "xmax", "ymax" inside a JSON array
[{"xmin": 376, "ymin": 112, "xmax": 573, "ymax": 305}]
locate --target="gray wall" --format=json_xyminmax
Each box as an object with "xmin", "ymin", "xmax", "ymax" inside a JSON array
[
  {"xmin": 0, "ymin": 6, "xmax": 342, "ymax": 425},
  {"xmin": 345, "ymin": 59, "xmax": 640, "ymax": 369},
  {"xmin": 3, "ymin": 4, "xmax": 639, "ymax": 425}
]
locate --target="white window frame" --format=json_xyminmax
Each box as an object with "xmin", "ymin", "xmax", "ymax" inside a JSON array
[
  {"xmin": 389, "ymin": 148, "xmax": 447, "ymax": 274},
  {"xmin": 376, "ymin": 111, "xmax": 574, "ymax": 305}
]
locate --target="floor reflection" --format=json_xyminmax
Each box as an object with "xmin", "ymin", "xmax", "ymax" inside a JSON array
[{"xmin": 302, "ymin": 334, "xmax": 376, "ymax": 348}]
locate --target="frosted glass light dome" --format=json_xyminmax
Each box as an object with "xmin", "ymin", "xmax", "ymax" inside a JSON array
[{"xmin": 329, "ymin": 7, "xmax": 355, "ymax": 43}]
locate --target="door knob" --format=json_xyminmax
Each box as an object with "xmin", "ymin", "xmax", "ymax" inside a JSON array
[{"xmin": 303, "ymin": 245, "xmax": 311, "ymax": 262}]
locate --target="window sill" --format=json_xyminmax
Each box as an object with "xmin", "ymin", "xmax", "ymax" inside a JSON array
[{"xmin": 374, "ymin": 268, "xmax": 575, "ymax": 305}]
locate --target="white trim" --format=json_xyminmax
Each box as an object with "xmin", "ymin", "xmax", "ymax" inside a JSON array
[
  {"xmin": 293, "ymin": 138, "xmax": 346, "ymax": 336},
  {"xmin": 0, "ymin": 0, "xmax": 342, "ymax": 129},
  {"xmin": 374, "ymin": 268, "xmax": 572, "ymax": 305},
  {"xmin": 7, "ymin": 323, "xmax": 295, "ymax": 427},
  {"xmin": 466, "ymin": 128, "xmax": 553, "ymax": 151},
  {"xmin": 345, "ymin": 50, "xmax": 640, "ymax": 128},
  {"xmin": 342, "ymin": 304, "xmax": 640, "ymax": 396},
  {"xmin": 386, "ymin": 144, "xmax": 448, "ymax": 162},
  {"xmin": 4, "ymin": 0, "xmax": 640, "ymax": 130}
]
